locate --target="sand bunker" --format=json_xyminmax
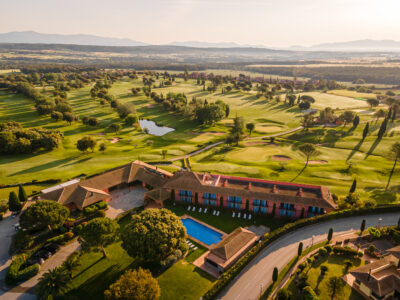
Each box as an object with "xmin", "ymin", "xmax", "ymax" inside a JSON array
[
  {"xmin": 308, "ymin": 160, "xmax": 328, "ymax": 164},
  {"xmin": 145, "ymin": 104, "xmax": 156, "ymax": 108},
  {"xmin": 271, "ymin": 155, "xmax": 292, "ymax": 161},
  {"xmin": 108, "ymin": 137, "xmax": 122, "ymax": 144}
]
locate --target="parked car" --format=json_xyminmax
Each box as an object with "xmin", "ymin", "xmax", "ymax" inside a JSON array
[
  {"xmin": 34, "ymin": 250, "xmax": 52, "ymax": 260},
  {"xmin": 43, "ymin": 243, "xmax": 60, "ymax": 254}
]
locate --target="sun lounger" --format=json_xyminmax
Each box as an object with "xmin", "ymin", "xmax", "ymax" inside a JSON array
[
  {"xmin": 248, "ymin": 214, "xmax": 252, "ymax": 220},
  {"xmin": 243, "ymin": 213, "xmax": 247, "ymax": 219},
  {"xmin": 232, "ymin": 212, "xmax": 235, "ymax": 218},
  {"xmin": 190, "ymin": 244, "xmax": 195, "ymax": 248},
  {"xmin": 217, "ymin": 211, "xmax": 220, "ymax": 216},
  {"xmin": 192, "ymin": 206, "xmax": 196, "ymax": 211},
  {"xmin": 199, "ymin": 207, "xmax": 202, "ymax": 213},
  {"xmin": 204, "ymin": 208, "xmax": 207, "ymax": 213},
  {"xmin": 187, "ymin": 205, "xmax": 191, "ymax": 211},
  {"xmin": 238, "ymin": 212, "xmax": 241, "ymax": 218},
  {"xmin": 213, "ymin": 210, "xmax": 216, "ymax": 215},
  {"xmin": 194, "ymin": 247, "xmax": 198, "ymax": 250}
]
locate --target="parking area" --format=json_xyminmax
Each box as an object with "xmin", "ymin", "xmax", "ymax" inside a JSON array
[{"xmin": 106, "ymin": 186, "xmax": 146, "ymax": 219}]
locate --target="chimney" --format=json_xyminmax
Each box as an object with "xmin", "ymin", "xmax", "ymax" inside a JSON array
[
  {"xmin": 247, "ymin": 182, "xmax": 252, "ymax": 190},
  {"xmin": 224, "ymin": 179, "xmax": 228, "ymax": 187},
  {"xmin": 297, "ymin": 188, "xmax": 303, "ymax": 197},
  {"xmin": 272, "ymin": 185, "xmax": 277, "ymax": 193},
  {"xmin": 367, "ymin": 268, "xmax": 372, "ymax": 281}
]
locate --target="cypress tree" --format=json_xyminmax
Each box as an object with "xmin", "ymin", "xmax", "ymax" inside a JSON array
[
  {"xmin": 360, "ymin": 219, "xmax": 366, "ymax": 234},
  {"xmin": 220, "ymin": 196, "xmax": 224, "ymax": 208},
  {"xmin": 327, "ymin": 227, "xmax": 333, "ymax": 242},
  {"xmin": 272, "ymin": 203, "xmax": 276, "ymax": 217},
  {"xmin": 170, "ymin": 189, "xmax": 175, "ymax": 202},
  {"xmin": 362, "ymin": 122, "xmax": 369, "ymax": 140},
  {"xmin": 300, "ymin": 207, "xmax": 305, "ymax": 218},
  {"xmin": 9, "ymin": 191, "xmax": 22, "ymax": 212},
  {"xmin": 272, "ymin": 267, "xmax": 278, "ymax": 282},
  {"xmin": 18, "ymin": 185, "xmax": 27, "ymax": 202},
  {"xmin": 349, "ymin": 178, "xmax": 357, "ymax": 194},
  {"xmin": 298, "ymin": 242, "xmax": 303, "ymax": 256},
  {"xmin": 195, "ymin": 192, "xmax": 198, "ymax": 205}
]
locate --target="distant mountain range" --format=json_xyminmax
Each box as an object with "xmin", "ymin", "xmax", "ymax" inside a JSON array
[
  {"xmin": 0, "ymin": 31, "xmax": 148, "ymax": 47},
  {"xmin": 1, "ymin": 32, "xmax": 400, "ymax": 52},
  {"xmin": 289, "ymin": 39, "xmax": 400, "ymax": 52}
]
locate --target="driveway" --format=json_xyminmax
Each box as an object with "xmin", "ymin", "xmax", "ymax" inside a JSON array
[
  {"xmin": 218, "ymin": 212, "xmax": 400, "ymax": 300},
  {"xmin": 0, "ymin": 212, "xmax": 19, "ymax": 282},
  {"xmin": 106, "ymin": 186, "xmax": 146, "ymax": 219}
]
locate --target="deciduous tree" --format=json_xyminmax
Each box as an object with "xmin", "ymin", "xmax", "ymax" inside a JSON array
[{"xmin": 20, "ymin": 200, "xmax": 69, "ymax": 230}]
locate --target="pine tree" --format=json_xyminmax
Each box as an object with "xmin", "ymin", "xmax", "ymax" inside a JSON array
[
  {"xmin": 18, "ymin": 185, "xmax": 28, "ymax": 202},
  {"xmin": 362, "ymin": 122, "xmax": 369, "ymax": 140},
  {"xmin": 349, "ymin": 178, "xmax": 357, "ymax": 194}
]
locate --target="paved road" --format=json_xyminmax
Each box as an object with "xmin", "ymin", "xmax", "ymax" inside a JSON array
[{"xmin": 218, "ymin": 212, "xmax": 399, "ymax": 300}]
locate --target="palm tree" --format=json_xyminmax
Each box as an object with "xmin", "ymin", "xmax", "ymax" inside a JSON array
[
  {"xmin": 386, "ymin": 142, "xmax": 400, "ymax": 191},
  {"xmin": 36, "ymin": 267, "xmax": 70, "ymax": 300},
  {"xmin": 62, "ymin": 257, "xmax": 81, "ymax": 279},
  {"xmin": 299, "ymin": 143, "xmax": 321, "ymax": 168}
]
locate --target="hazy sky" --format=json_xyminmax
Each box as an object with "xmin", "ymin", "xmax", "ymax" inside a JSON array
[{"xmin": 1, "ymin": 0, "xmax": 400, "ymax": 47}]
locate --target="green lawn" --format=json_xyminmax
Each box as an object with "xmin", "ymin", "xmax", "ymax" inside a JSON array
[
  {"xmin": 158, "ymin": 261, "xmax": 215, "ymax": 300},
  {"xmin": 66, "ymin": 242, "xmax": 138, "ymax": 299},
  {"xmin": 285, "ymin": 254, "xmax": 365, "ymax": 300}
]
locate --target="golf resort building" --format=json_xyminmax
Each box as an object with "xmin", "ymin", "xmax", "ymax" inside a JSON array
[{"xmin": 164, "ymin": 171, "xmax": 336, "ymax": 218}]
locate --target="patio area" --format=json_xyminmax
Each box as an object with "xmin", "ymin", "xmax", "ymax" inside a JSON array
[{"xmin": 106, "ymin": 186, "xmax": 146, "ymax": 219}]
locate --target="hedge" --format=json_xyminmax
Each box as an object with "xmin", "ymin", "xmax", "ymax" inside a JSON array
[
  {"xmin": 202, "ymin": 204, "xmax": 400, "ymax": 299},
  {"xmin": 6, "ymin": 254, "xmax": 40, "ymax": 285},
  {"xmin": 332, "ymin": 246, "xmax": 359, "ymax": 257},
  {"xmin": 83, "ymin": 201, "xmax": 108, "ymax": 216},
  {"xmin": 46, "ymin": 231, "xmax": 74, "ymax": 244}
]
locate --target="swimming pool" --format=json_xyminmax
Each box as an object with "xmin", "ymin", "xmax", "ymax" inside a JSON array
[{"xmin": 181, "ymin": 218, "xmax": 223, "ymax": 246}]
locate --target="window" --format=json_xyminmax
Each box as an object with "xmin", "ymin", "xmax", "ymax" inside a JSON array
[
  {"xmin": 260, "ymin": 207, "xmax": 267, "ymax": 214},
  {"xmin": 209, "ymin": 200, "xmax": 217, "ymax": 206},
  {"xmin": 203, "ymin": 193, "xmax": 217, "ymax": 200},
  {"xmin": 235, "ymin": 203, "xmax": 241, "ymax": 209},
  {"xmin": 253, "ymin": 199, "xmax": 260, "ymax": 206},
  {"xmin": 253, "ymin": 206, "xmax": 259, "ymax": 213},
  {"xmin": 228, "ymin": 202, "xmax": 234, "ymax": 209},
  {"xmin": 260, "ymin": 200, "xmax": 267, "ymax": 207},
  {"xmin": 235, "ymin": 197, "xmax": 242, "ymax": 203},
  {"xmin": 203, "ymin": 199, "xmax": 209, "ymax": 206}
]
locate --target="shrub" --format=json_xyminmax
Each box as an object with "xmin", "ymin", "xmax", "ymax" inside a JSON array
[
  {"xmin": 324, "ymin": 245, "xmax": 333, "ymax": 254},
  {"xmin": 73, "ymin": 224, "xmax": 83, "ymax": 235},
  {"xmin": 332, "ymin": 246, "xmax": 359, "ymax": 257},
  {"xmin": 318, "ymin": 248, "xmax": 327, "ymax": 257},
  {"xmin": 368, "ymin": 227, "xmax": 381, "ymax": 238},
  {"xmin": 302, "ymin": 286, "xmax": 319, "ymax": 300},
  {"xmin": 82, "ymin": 201, "xmax": 107, "ymax": 216},
  {"xmin": 11, "ymin": 231, "xmax": 34, "ymax": 251}
]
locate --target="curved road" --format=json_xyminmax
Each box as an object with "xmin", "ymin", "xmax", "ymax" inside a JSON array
[{"xmin": 218, "ymin": 212, "xmax": 399, "ymax": 300}]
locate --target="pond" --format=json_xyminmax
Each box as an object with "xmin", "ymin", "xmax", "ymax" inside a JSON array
[{"xmin": 139, "ymin": 119, "xmax": 175, "ymax": 136}]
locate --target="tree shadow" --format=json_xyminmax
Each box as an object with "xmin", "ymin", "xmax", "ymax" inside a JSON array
[
  {"xmin": 72, "ymin": 256, "xmax": 104, "ymax": 279},
  {"xmin": 364, "ymin": 137, "xmax": 382, "ymax": 159},
  {"xmin": 9, "ymin": 156, "xmax": 79, "ymax": 176},
  {"xmin": 346, "ymin": 139, "xmax": 364, "ymax": 161},
  {"xmin": 291, "ymin": 165, "xmax": 307, "ymax": 182}
]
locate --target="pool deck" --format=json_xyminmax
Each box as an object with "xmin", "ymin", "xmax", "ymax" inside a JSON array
[{"xmin": 181, "ymin": 215, "xmax": 227, "ymax": 249}]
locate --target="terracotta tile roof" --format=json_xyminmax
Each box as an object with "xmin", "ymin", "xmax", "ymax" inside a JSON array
[
  {"xmin": 145, "ymin": 188, "xmax": 171, "ymax": 202},
  {"xmin": 387, "ymin": 245, "xmax": 400, "ymax": 259},
  {"xmin": 350, "ymin": 258, "xmax": 400, "ymax": 297},
  {"xmin": 163, "ymin": 171, "xmax": 336, "ymax": 209},
  {"xmin": 41, "ymin": 161, "xmax": 172, "ymax": 209},
  {"xmin": 210, "ymin": 227, "xmax": 257, "ymax": 261}
]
